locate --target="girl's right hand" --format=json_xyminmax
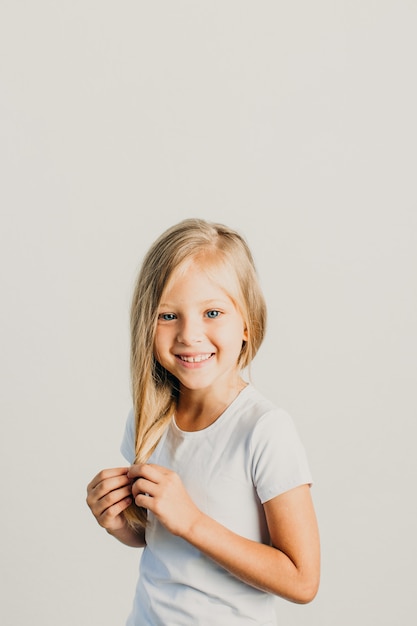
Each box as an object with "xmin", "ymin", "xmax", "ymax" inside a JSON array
[{"xmin": 86, "ymin": 467, "xmax": 133, "ymax": 533}]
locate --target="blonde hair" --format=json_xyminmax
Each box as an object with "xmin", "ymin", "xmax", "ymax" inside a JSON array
[{"xmin": 123, "ymin": 218, "xmax": 267, "ymax": 529}]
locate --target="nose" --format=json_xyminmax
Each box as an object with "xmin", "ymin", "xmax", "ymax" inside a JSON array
[{"xmin": 176, "ymin": 316, "xmax": 203, "ymax": 345}]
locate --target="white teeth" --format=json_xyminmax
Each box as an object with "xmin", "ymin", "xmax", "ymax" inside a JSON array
[{"xmin": 179, "ymin": 354, "xmax": 212, "ymax": 363}]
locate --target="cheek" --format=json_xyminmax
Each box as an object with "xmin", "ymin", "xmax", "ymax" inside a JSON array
[
  {"xmin": 153, "ymin": 331, "xmax": 166, "ymax": 360},
  {"xmin": 153, "ymin": 325, "xmax": 176, "ymax": 361},
  {"xmin": 221, "ymin": 325, "xmax": 247, "ymax": 353}
]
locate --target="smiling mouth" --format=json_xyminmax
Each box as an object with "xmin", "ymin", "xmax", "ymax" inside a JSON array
[{"xmin": 177, "ymin": 353, "xmax": 214, "ymax": 363}]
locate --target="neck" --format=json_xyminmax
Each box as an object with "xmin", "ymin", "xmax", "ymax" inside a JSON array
[{"xmin": 175, "ymin": 379, "xmax": 247, "ymax": 432}]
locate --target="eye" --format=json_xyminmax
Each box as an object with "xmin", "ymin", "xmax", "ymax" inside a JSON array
[
  {"xmin": 206, "ymin": 310, "xmax": 221, "ymax": 319},
  {"xmin": 158, "ymin": 313, "xmax": 177, "ymax": 321}
]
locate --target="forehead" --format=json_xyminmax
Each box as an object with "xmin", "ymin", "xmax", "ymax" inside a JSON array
[{"xmin": 162, "ymin": 256, "xmax": 240, "ymax": 300}]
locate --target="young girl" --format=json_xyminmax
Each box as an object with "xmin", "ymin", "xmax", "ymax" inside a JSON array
[{"xmin": 86, "ymin": 218, "xmax": 320, "ymax": 625}]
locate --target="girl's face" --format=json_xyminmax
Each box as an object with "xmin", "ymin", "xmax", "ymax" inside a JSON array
[{"xmin": 154, "ymin": 261, "xmax": 248, "ymax": 396}]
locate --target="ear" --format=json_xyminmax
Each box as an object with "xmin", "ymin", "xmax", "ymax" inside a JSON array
[{"xmin": 242, "ymin": 326, "xmax": 248, "ymax": 341}]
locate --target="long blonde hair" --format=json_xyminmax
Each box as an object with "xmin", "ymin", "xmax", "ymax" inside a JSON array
[{"xmin": 123, "ymin": 218, "xmax": 267, "ymax": 529}]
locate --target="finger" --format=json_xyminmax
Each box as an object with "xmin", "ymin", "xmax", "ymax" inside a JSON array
[
  {"xmin": 134, "ymin": 492, "xmax": 153, "ymax": 510},
  {"xmin": 126, "ymin": 464, "xmax": 147, "ymax": 479},
  {"xmin": 86, "ymin": 474, "xmax": 133, "ymax": 508},
  {"xmin": 127, "ymin": 463, "xmax": 167, "ymax": 482},
  {"xmin": 87, "ymin": 467, "xmax": 130, "ymax": 492},
  {"xmin": 93, "ymin": 484, "xmax": 133, "ymax": 517},
  {"xmin": 131, "ymin": 477, "xmax": 158, "ymax": 499},
  {"xmin": 94, "ymin": 474, "xmax": 132, "ymax": 499},
  {"xmin": 98, "ymin": 495, "xmax": 133, "ymax": 527}
]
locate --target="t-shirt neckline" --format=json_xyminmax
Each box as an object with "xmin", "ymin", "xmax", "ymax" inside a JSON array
[{"xmin": 172, "ymin": 384, "xmax": 252, "ymax": 437}]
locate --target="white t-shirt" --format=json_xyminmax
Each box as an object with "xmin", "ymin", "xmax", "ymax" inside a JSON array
[{"xmin": 121, "ymin": 384, "xmax": 312, "ymax": 626}]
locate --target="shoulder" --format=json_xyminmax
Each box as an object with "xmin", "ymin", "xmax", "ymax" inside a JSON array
[
  {"xmin": 236, "ymin": 385, "xmax": 295, "ymax": 433},
  {"xmin": 239, "ymin": 388, "xmax": 312, "ymax": 502},
  {"xmin": 229, "ymin": 385, "xmax": 306, "ymax": 459}
]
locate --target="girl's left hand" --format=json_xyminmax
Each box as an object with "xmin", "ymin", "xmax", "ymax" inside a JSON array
[{"xmin": 127, "ymin": 463, "xmax": 202, "ymax": 537}]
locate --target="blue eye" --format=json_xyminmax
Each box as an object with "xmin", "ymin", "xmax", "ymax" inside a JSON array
[
  {"xmin": 159, "ymin": 313, "xmax": 176, "ymax": 321},
  {"xmin": 206, "ymin": 310, "xmax": 221, "ymax": 319}
]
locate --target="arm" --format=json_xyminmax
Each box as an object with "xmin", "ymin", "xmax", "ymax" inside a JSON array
[
  {"xmin": 128, "ymin": 464, "xmax": 320, "ymax": 603},
  {"xmin": 187, "ymin": 484, "xmax": 320, "ymax": 603},
  {"xmin": 86, "ymin": 467, "xmax": 145, "ymax": 548}
]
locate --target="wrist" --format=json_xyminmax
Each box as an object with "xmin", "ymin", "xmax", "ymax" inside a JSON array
[
  {"xmin": 106, "ymin": 522, "xmax": 145, "ymax": 547},
  {"xmin": 180, "ymin": 508, "xmax": 207, "ymax": 542}
]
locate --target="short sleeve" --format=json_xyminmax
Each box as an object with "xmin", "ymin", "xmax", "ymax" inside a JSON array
[
  {"xmin": 250, "ymin": 409, "xmax": 313, "ymax": 504},
  {"xmin": 120, "ymin": 408, "xmax": 136, "ymax": 464}
]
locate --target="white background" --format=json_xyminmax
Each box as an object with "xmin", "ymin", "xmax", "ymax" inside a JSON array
[{"xmin": 1, "ymin": 2, "xmax": 416, "ymax": 624}]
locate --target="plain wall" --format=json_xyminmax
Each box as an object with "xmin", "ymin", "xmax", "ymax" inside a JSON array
[{"xmin": 1, "ymin": 2, "xmax": 416, "ymax": 624}]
